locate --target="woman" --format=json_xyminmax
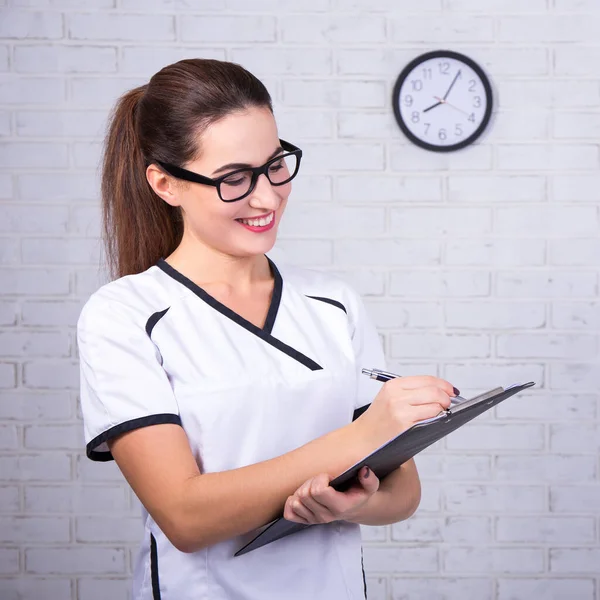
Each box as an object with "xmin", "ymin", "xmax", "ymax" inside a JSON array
[{"xmin": 78, "ymin": 58, "xmax": 456, "ymax": 600}]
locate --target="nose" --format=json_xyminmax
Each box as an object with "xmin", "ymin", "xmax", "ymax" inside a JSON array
[{"xmin": 248, "ymin": 172, "xmax": 282, "ymax": 210}]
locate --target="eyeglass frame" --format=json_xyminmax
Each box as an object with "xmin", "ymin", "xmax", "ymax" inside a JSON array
[{"xmin": 155, "ymin": 139, "xmax": 303, "ymax": 203}]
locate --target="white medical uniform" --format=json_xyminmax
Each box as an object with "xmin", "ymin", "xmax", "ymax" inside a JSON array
[{"xmin": 78, "ymin": 255, "xmax": 385, "ymax": 600}]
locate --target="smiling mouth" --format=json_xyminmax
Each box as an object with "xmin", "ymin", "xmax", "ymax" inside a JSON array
[{"xmin": 236, "ymin": 212, "xmax": 275, "ymax": 227}]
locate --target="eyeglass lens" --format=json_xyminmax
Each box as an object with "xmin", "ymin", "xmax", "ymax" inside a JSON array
[{"xmin": 219, "ymin": 153, "xmax": 298, "ymax": 201}]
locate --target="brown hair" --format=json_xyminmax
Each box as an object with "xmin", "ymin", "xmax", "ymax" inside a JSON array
[{"xmin": 101, "ymin": 59, "xmax": 273, "ymax": 279}]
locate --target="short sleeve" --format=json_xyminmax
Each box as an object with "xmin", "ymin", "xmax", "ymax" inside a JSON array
[
  {"xmin": 77, "ymin": 294, "xmax": 181, "ymax": 462},
  {"xmin": 346, "ymin": 286, "xmax": 386, "ymax": 410}
]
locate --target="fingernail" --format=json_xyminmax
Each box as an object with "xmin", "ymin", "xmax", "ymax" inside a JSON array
[
  {"xmin": 453, "ymin": 387, "xmax": 460, "ymax": 396},
  {"xmin": 364, "ymin": 467, "xmax": 370, "ymax": 478}
]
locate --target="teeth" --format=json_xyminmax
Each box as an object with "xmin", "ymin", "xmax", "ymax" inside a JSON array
[{"xmin": 240, "ymin": 212, "xmax": 274, "ymax": 227}]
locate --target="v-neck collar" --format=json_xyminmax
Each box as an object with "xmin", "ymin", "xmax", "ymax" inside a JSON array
[{"xmin": 156, "ymin": 255, "xmax": 283, "ymax": 335}]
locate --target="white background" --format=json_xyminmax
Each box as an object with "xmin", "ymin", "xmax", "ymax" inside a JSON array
[{"xmin": 0, "ymin": 1, "xmax": 599, "ymax": 599}]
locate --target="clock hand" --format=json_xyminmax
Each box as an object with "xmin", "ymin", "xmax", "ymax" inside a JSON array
[
  {"xmin": 442, "ymin": 69, "xmax": 461, "ymax": 101},
  {"xmin": 433, "ymin": 95, "xmax": 470, "ymax": 117},
  {"xmin": 423, "ymin": 100, "xmax": 442, "ymax": 113}
]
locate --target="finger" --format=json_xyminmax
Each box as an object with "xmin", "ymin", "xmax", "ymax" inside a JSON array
[
  {"xmin": 298, "ymin": 495, "xmax": 336, "ymax": 523},
  {"xmin": 357, "ymin": 466, "xmax": 380, "ymax": 495},
  {"xmin": 403, "ymin": 386, "xmax": 452, "ymax": 409},
  {"xmin": 292, "ymin": 497, "xmax": 318, "ymax": 524},
  {"xmin": 386, "ymin": 376, "xmax": 455, "ymax": 397},
  {"xmin": 408, "ymin": 403, "xmax": 449, "ymax": 423},
  {"xmin": 284, "ymin": 496, "xmax": 308, "ymax": 524}
]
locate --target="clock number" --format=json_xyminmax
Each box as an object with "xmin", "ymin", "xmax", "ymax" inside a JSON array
[
  {"xmin": 439, "ymin": 62, "xmax": 450, "ymax": 75},
  {"xmin": 455, "ymin": 124, "xmax": 463, "ymax": 136},
  {"xmin": 468, "ymin": 113, "xmax": 476, "ymax": 122},
  {"xmin": 411, "ymin": 111, "xmax": 420, "ymax": 123},
  {"xmin": 438, "ymin": 128, "xmax": 447, "ymax": 141},
  {"xmin": 422, "ymin": 68, "xmax": 432, "ymax": 80},
  {"xmin": 403, "ymin": 95, "xmax": 413, "ymax": 107},
  {"xmin": 424, "ymin": 123, "xmax": 431, "ymax": 135},
  {"xmin": 468, "ymin": 80, "xmax": 477, "ymax": 92},
  {"xmin": 411, "ymin": 80, "xmax": 423, "ymax": 91},
  {"xmin": 473, "ymin": 96, "xmax": 482, "ymax": 108}
]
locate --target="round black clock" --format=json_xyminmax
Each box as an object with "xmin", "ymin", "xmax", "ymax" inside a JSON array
[{"xmin": 392, "ymin": 50, "xmax": 493, "ymax": 152}]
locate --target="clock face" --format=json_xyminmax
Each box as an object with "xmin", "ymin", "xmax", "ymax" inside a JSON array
[{"xmin": 392, "ymin": 50, "xmax": 493, "ymax": 152}]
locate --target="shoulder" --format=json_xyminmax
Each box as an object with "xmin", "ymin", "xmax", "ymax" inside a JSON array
[{"xmin": 77, "ymin": 264, "xmax": 186, "ymax": 333}]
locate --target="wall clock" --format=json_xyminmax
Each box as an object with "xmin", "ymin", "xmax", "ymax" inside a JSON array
[{"xmin": 392, "ymin": 50, "xmax": 493, "ymax": 152}]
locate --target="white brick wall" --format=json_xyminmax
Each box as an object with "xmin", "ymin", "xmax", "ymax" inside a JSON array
[{"xmin": 0, "ymin": 1, "xmax": 599, "ymax": 599}]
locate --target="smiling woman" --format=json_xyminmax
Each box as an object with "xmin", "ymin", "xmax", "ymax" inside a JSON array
[{"xmin": 77, "ymin": 58, "xmax": 454, "ymax": 600}]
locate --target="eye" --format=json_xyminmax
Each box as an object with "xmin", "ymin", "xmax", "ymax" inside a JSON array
[
  {"xmin": 268, "ymin": 159, "xmax": 285, "ymax": 172},
  {"xmin": 222, "ymin": 172, "xmax": 251, "ymax": 186}
]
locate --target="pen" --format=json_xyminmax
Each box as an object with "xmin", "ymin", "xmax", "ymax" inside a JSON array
[{"xmin": 361, "ymin": 368, "xmax": 466, "ymax": 405}]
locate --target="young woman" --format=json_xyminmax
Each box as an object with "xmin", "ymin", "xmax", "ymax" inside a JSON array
[{"xmin": 77, "ymin": 59, "xmax": 457, "ymax": 600}]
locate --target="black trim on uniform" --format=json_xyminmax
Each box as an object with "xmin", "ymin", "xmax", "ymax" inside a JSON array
[
  {"xmin": 156, "ymin": 257, "xmax": 322, "ymax": 372},
  {"xmin": 306, "ymin": 295, "xmax": 347, "ymax": 314},
  {"xmin": 150, "ymin": 533, "xmax": 161, "ymax": 600},
  {"xmin": 361, "ymin": 545, "xmax": 367, "ymax": 598},
  {"xmin": 145, "ymin": 307, "xmax": 170, "ymax": 337},
  {"xmin": 86, "ymin": 413, "xmax": 182, "ymax": 462},
  {"xmin": 353, "ymin": 403, "xmax": 371, "ymax": 421}
]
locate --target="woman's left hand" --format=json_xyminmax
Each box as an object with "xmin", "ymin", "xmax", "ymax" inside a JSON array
[{"xmin": 283, "ymin": 466, "xmax": 380, "ymax": 525}]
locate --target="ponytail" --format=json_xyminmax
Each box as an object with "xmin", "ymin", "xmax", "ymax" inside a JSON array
[{"xmin": 101, "ymin": 85, "xmax": 182, "ymax": 279}]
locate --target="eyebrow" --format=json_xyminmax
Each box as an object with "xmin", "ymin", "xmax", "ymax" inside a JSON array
[{"xmin": 211, "ymin": 145, "xmax": 284, "ymax": 176}]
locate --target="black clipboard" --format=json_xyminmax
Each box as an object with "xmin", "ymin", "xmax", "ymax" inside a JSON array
[{"xmin": 235, "ymin": 381, "xmax": 535, "ymax": 557}]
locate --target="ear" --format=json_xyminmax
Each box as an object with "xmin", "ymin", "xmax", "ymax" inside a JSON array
[{"xmin": 146, "ymin": 164, "xmax": 182, "ymax": 207}]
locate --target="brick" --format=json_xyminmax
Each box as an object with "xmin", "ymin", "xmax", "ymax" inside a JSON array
[
  {"xmin": 279, "ymin": 205, "xmax": 385, "ymax": 238},
  {"xmin": 491, "ymin": 110, "xmax": 549, "ymax": 140},
  {"xmin": 362, "ymin": 545, "xmax": 438, "ymax": 573},
  {"xmin": 393, "ymin": 516, "xmax": 491, "ymax": 543},
  {"xmin": 0, "ymin": 579, "xmax": 72, "ymax": 600},
  {"xmin": 13, "ymin": 0, "xmax": 114, "ymax": 5},
  {"xmin": 19, "ymin": 172, "xmax": 98, "ymax": 201},
  {"xmin": 553, "ymin": 302, "xmax": 600, "ymax": 329},
  {"xmin": 360, "ymin": 525, "xmax": 386, "ymax": 543},
  {"xmin": 392, "ymin": 16, "xmax": 494, "ymax": 42},
  {"xmin": 0, "ymin": 110, "xmax": 11, "ymax": 136},
  {"xmin": 551, "ymin": 363, "xmax": 600, "ymax": 391},
  {"xmin": 416, "ymin": 453, "xmax": 491, "ymax": 480},
  {"xmin": 338, "ymin": 175, "xmax": 442, "ymax": 202},
  {"xmin": 497, "ymin": 516, "xmax": 595, "ymax": 543},
  {"xmin": 300, "ymin": 142, "xmax": 384, "ymax": 172},
  {"xmin": 550, "ymin": 549, "xmax": 600, "ymax": 574},
  {"xmin": 446, "ymin": 239, "xmax": 545, "ymax": 267},
  {"xmin": 0, "ymin": 45, "xmax": 8, "ymax": 71},
  {"xmin": 283, "ymin": 80, "xmax": 386, "ymax": 108},
  {"xmin": 497, "ymin": 270, "xmax": 597, "ymax": 298},
  {"xmin": 14, "ymin": 45, "xmax": 116, "ymax": 74},
  {"xmin": 555, "ymin": 112, "xmax": 600, "ymax": 139},
  {"xmin": 22, "ymin": 238, "xmax": 102, "ymax": 265},
  {"xmin": 391, "ymin": 577, "xmax": 492, "ymax": 600},
  {"xmin": 334, "ymin": 0, "xmax": 442, "ymax": 8},
  {"xmin": 232, "ymin": 48, "xmax": 331, "ymax": 77},
  {"xmin": 70, "ymin": 76, "xmax": 145, "ymax": 108},
  {"xmin": 21, "ymin": 300, "xmax": 83, "ymax": 327},
  {"xmin": 389, "ymin": 269, "xmax": 490, "ymax": 298},
  {"xmin": 0, "ymin": 391, "xmax": 72, "ymax": 420},
  {"xmin": 76, "ymin": 516, "xmax": 143, "ymax": 543},
  {"xmin": 280, "ymin": 15, "xmax": 385, "ymax": 43},
  {"xmin": 338, "ymin": 111, "xmax": 397, "ymax": 139},
  {"xmin": 495, "ymin": 206, "xmax": 598, "ymax": 236},
  {"xmin": 24, "ymin": 424, "xmax": 83, "ymax": 450},
  {"xmin": 0, "ymin": 268, "xmax": 70, "ymax": 295},
  {"xmin": 390, "ymin": 144, "xmax": 493, "ymax": 171},
  {"xmin": 0, "ymin": 363, "xmax": 17, "ymax": 388},
  {"xmin": 555, "ymin": 0, "xmax": 600, "ymax": 8},
  {"xmin": 365, "ymin": 301, "xmax": 442, "ymax": 329},
  {"xmin": 444, "ymin": 484, "xmax": 546, "ymax": 513},
  {"xmin": 26, "ymin": 547, "xmax": 126, "ymax": 574},
  {"xmin": 447, "ymin": 0, "xmax": 546, "ymax": 9},
  {"xmin": 495, "ymin": 454, "xmax": 596, "ymax": 482},
  {"xmin": 228, "ymin": 0, "xmax": 326, "ymax": 8},
  {"xmin": 497, "ymin": 144, "xmax": 598, "ymax": 171},
  {"xmin": 0, "ymin": 423, "xmax": 18, "ymax": 450},
  {"xmin": 16, "ymin": 110, "xmax": 106, "ymax": 137},
  {"xmin": 120, "ymin": 45, "xmax": 225, "ymax": 75},
  {"xmin": 78, "ymin": 579, "xmax": 131, "ymax": 600},
  {"xmin": 550, "ymin": 485, "xmax": 600, "ymax": 512},
  {"xmin": 0, "ymin": 10, "xmax": 63, "ymax": 39},
  {"xmin": 364, "ymin": 578, "xmax": 386, "ymax": 600},
  {"xmin": 418, "ymin": 481, "xmax": 441, "ymax": 512},
  {"xmin": 0, "ymin": 76, "xmax": 66, "ymax": 104},
  {"xmin": 498, "ymin": 579, "xmax": 594, "ymax": 600},
  {"xmin": 0, "ymin": 174, "xmax": 13, "ymax": 199},
  {"xmin": 76, "ymin": 454, "xmax": 124, "ymax": 483},
  {"xmin": 270, "ymin": 240, "xmax": 333, "ymax": 267},
  {"xmin": 392, "ymin": 207, "xmax": 491, "ymax": 236},
  {"xmin": 499, "ymin": 15, "xmax": 599, "ymax": 42},
  {"xmin": 497, "ymin": 334, "xmax": 596, "ymax": 360},
  {"xmin": 549, "ymin": 239, "xmax": 600, "ymax": 266},
  {"xmin": 555, "ymin": 46, "xmax": 600, "ymax": 76},
  {"xmin": 0, "ymin": 547, "xmax": 19, "ymax": 574},
  {"xmin": 23, "ymin": 361, "xmax": 79, "ymax": 389},
  {"xmin": 288, "ymin": 175, "xmax": 332, "ymax": 203},
  {"xmin": 120, "ymin": 0, "xmax": 218, "ymax": 8},
  {"xmin": 68, "ymin": 13, "xmax": 174, "ymax": 41},
  {"xmin": 180, "ymin": 16, "xmax": 275, "ymax": 42},
  {"xmin": 0, "ymin": 238, "xmax": 19, "ymax": 265},
  {"xmin": 335, "ymin": 240, "xmax": 440, "ymax": 267},
  {"xmin": 0, "ymin": 516, "xmax": 70, "ymax": 543},
  {"xmin": 446, "ymin": 424, "xmax": 544, "ymax": 451},
  {"xmin": 0, "ymin": 205, "xmax": 69, "ymax": 234},
  {"xmin": 391, "ymin": 332, "xmax": 489, "ymax": 358},
  {"xmin": 70, "ymin": 206, "xmax": 102, "ymax": 237},
  {"xmin": 0, "ymin": 302, "xmax": 18, "ymax": 325},
  {"xmin": 442, "ymin": 547, "xmax": 544, "ymax": 574},
  {"xmin": 0, "ymin": 454, "xmax": 71, "ymax": 481},
  {"xmin": 0, "ymin": 332, "xmax": 70, "ymax": 358},
  {"xmin": 329, "ymin": 269, "xmax": 384, "ymax": 296},
  {"xmin": 0, "ymin": 143, "xmax": 68, "ymax": 168},
  {"xmin": 24, "ymin": 484, "xmax": 128, "ymax": 514},
  {"xmin": 72, "ymin": 141, "xmax": 102, "ymax": 169},
  {"xmin": 554, "ymin": 175, "xmax": 600, "ymax": 202},
  {"xmin": 496, "ymin": 394, "xmax": 596, "ymax": 421},
  {"xmin": 275, "ymin": 109, "xmax": 334, "ymax": 140},
  {"xmin": 74, "ymin": 267, "xmax": 110, "ymax": 297},
  {"xmin": 444, "ymin": 364, "xmax": 543, "ymax": 391},
  {"xmin": 550, "ymin": 423, "xmax": 600, "ymax": 454}
]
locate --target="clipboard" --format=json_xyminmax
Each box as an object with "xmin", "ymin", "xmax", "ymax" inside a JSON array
[{"xmin": 235, "ymin": 381, "xmax": 535, "ymax": 557}]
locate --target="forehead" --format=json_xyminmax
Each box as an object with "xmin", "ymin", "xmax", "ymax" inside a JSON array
[{"xmin": 195, "ymin": 106, "xmax": 279, "ymax": 169}]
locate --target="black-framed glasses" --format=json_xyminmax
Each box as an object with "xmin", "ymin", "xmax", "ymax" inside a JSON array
[{"xmin": 156, "ymin": 139, "xmax": 302, "ymax": 202}]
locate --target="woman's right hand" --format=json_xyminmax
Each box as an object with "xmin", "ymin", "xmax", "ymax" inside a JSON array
[{"xmin": 358, "ymin": 376, "xmax": 458, "ymax": 445}]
